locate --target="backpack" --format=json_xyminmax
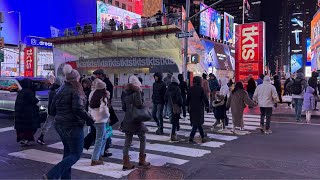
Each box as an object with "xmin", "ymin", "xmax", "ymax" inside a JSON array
[{"xmin": 289, "ymin": 79, "xmax": 303, "ymax": 95}]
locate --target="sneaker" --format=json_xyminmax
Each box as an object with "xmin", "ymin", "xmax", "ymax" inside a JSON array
[
  {"xmin": 102, "ymin": 152, "xmax": 113, "ymax": 157},
  {"xmin": 170, "ymin": 134, "xmax": 179, "ymax": 142},
  {"xmin": 164, "ymin": 116, "xmax": 169, "ymax": 119},
  {"xmin": 264, "ymin": 130, "xmax": 272, "ymax": 134},
  {"xmin": 91, "ymin": 160, "xmax": 104, "ymax": 166},
  {"xmin": 37, "ymin": 138, "xmax": 46, "ymax": 145},
  {"xmin": 156, "ymin": 128, "xmax": 163, "ymax": 135},
  {"xmin": 20, "ymin": 140, "xmax": 30, "ymax": 146}
]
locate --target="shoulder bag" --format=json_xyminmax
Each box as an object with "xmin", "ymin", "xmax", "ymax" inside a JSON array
[{"xmin": 132, "ymin": 92, "xmax": 152, "ymax": 122}]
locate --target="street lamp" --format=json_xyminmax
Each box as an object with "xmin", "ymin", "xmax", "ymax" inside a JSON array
[{"xmin": 8, "ymin": 11, "xmax": 21, "ymax": 75}]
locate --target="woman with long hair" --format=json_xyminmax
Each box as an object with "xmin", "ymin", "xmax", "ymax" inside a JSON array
[
  {"xmin": 89, "ymin": 79, "xmax": 110, "ymax": 166},
  {"xmin": 44, "ymin": 64, "xmax": 94, "ymax": 179},
  {"xmin": 226, "ymin": 82, "xmax": 256, "ymax": 133}
]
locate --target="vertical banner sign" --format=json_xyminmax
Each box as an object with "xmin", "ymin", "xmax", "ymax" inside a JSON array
[
  {"xmin": 24, "ymin": 47, "xmax": 35, "ymax": 77},
  {"xmin": 235, "ymin": 22, "xmax": 265, "ymax": 83},
  {"xmin": 223, "ymin": 12, "xmax": 235, "ymax": 44}
]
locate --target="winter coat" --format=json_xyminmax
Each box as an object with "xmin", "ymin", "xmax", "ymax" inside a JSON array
[
  {"xmin": 187, "ymin": 85, "xmax": 209, "ymax": 126},
  {"xmin": 89, "ymin": 97, "xmax": 110, "ymax": 124},
  {"xmin": 226, "ymin": 89, "xmax": 256, "ymax": 127},
  {"xmin": 83, "ymin": 87, "xmax": 91, "ymax": 111},
  {"xmin": 209, "ymin": 78, "xmax": 220, "ymax": 92},
  {"xmin": 179, "ymin": 81, "xmax": 188, "ymax": 96},
  {"xmin": 103, "ymin": 78, "xmax": 114, "ymax": 100},
  {"xmin": 152, "ymin": 79, "xmax": 167, "ymax": 105},
  {"xmin": 164, "ymin": 82, "xmax": 183, "ymax": 113},
  {"xmin": 50, "ymin": 83, "xmax": 94, "ymax": 128},
  {"xmin": 212, "ymin": 99, "xmax": 226, "ymax": 120},
  {"xmin": 302, "ymin": 86, "xmax": 316, "ymax": 111},
  {"xmin": 284, "ymin": 78, "xmax": 292, "ymax": 95},
  {"xmin": 247, "ymin": 78, "xmax": 256, "ymax": 94},
  {"xmin": 202, "ymin": 79, "xmax": 210, "ymax": 96},
  {"xmin": 47, "ymin": 83, "xmax": 60, "ymax": 116},
  {"xmin": 273, "ymin": 79, "xmax": 282, "ymax": 94},
  {"xmin": 14, "ymin": 79, "xmax": 40, "ymax": 130},
  {"xmin": 121, "ymin": 84, "xmax": 148, "ymax": 134},
  {"xmin": 253, "ymin": 81, "xmax": 278, "ymax": 108},
  {"xmin": 308, "ymin": 72, "xmax": 318, "ymax": 95},
  {"xmin": 286, "ymin": 73, "xmax": 308, "ymax": 99}
]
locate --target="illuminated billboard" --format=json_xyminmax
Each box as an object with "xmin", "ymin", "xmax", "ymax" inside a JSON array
[
  {"xmin": 200, "ymin": 3, "xmax": 221, "ymax": 40},
  {"xmin": 223, "ymin": 12, "xmax": 234, "ymax": 44},
  {"xmin": 311, "ymin": 12, "xmax": 320, "ymax": 70},
  {"xmin": 97, "ymin": 1, "xmax": 141, "ymax": 32},
  {"xmin": 235, "ymin": 22, "xmax": 265, "ymax": 83},
  {"xmin": 291, "ymin": 54, "xmax": 303, "ymax": 74},
  {"xmin": 307, "ymin": 38, "xmax": 311, "ymax": 63}
]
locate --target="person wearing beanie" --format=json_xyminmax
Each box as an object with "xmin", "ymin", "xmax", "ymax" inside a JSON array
[
  {"xmin": 253, "ymin": 76, "xmax": 278, "ymax": 134},
  {"xmin": 88, "ymin": 80, "xmax": 110, "ymax": 166},
  {"xmin": 164, "ymin": 75, "xmax": 183, "ymax": 142},
  {"xmin": 37, "ymin": 77, "xmax": 63, "ymax": 145},
  {"xmin": 121, "ymin": 75, "xmax": 150, "ymax": 170},
  {"xmin": 178, "ymin": 74, "xmax": 188, "ymax": 120},
  {"xmin": 152, "ymin": 72, "xmax": 167, "ymax": 135},
  {"xmin": 286, "ymin": 72, "xmax": 308, "ymax": 122},
  {"xmin": 44, "ymin": 64, "xmax": 94, "ymax": 179}
]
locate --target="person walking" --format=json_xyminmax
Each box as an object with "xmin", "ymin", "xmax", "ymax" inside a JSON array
[
  {"xmin": 93, "ymin": 69, "xmax": 114, "ymax": 101},
  {"xmin": 89, "ymin": 80, "xmax": 110, "ymax": 166},
  {"xmin": 219, "ymin": 77, "xmax": 231, "ymax": 126},
  {"xmin": 226, "ymin": 82, "xmax": 256, "ymax": 133},
  {"xmin": 15, "ymin": 78, "xmax": 41, "ymax": 146},
  {"xmin": 246, "ymin": 74, "xmax": 256, "ymax": 100},
  {"xmin": 202, "ymin": 73, "xmax": 211, "ymax": 99},
  {"xmin": 283, "ymin": 73, "xmax": 293, "ymax": 108},
  {"xmin": 253, "ymin": 76, "xmax": 278, "ymax": 134},
  {"xmin": 163, "ymin": 72, "xmax": 173, "ymax": 119},
  {"xmin": 165, "ymin": 75, "xmax": 183, "ymax": 142},
  {"xmin": 302, "ymin": 86, "xmax": 316, "ymax": 124},
  {"xmin": 273, "ymin": 75, "xmax": 282, "ymax": 104},
  {"xmin": 209, "ymin": 73, "xmax": 220, "ymax": 111},
  {"xmin": 37, "ymin": 77, "xmax": 62, "ymax": 145},
  {"xmin": 152, "ymin": 72, "xmax": 167, "ymax": 135},
  {"xmin": 44, "ymin": 65, "xmax": 94, "ymax": 179},
  {"xmin": 178, "ymin": 74, "xmax": 188, "ymax": 120},
  {"xmin": 187, "ymin": 76, "xmax": 209, "ymax": 143},
  {"xmin": 286, "ymin": 72, "xmax": 308, "ymax": 122},
  {"xmin": 211, "ymin": 93, "xmax": 227, "ymax": 131},
  {"xmin": 121, "ymin": 75, "xmax": 150, "ymax": 170},
  {"xmin": 81, "ymin": 77, "xmax": 92, "ymax": 111},
  {"xmin": 308, "ymin": 71, "xmax": 319, "ymax": 110}
]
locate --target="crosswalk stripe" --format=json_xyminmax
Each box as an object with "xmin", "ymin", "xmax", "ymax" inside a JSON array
[
  {"xmin": 111, "ymin": 137, "xmax": 211, "ymax": 157},
  {"xmin": 200, "ymin": 117, "xmax": 261, "ymax": 125},
  {"xmin": 164, "ymin": 119, "xmax": 260, "ymax": 128},
  {"xmin": 0, "ymin": 126, "xmax": 14, "ymax": 133},
  {"xmin": 113, "ymin": 129, "xmax": 226, "ymax": 148},
  {"xmin": 48, "ymin": 142, "xmax": 188, "ymax": 166},
  {"xmin": 9, "ymin": 149, "xmax": 132, "ymax": 179}
]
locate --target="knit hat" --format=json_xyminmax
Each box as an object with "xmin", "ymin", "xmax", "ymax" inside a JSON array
[
  {"xmin": 263, "ymin": 76, "xmax": 271, "ymax": 82},
  {"xmin": 95, "ymin": 80, "xmax": 106, "ymax": 90},
  {"xmin": 63, "ymin": 64, "xmax": 80, "ymax": 82},
  {"xmin": 171, "ymin": 75, "xmax": 180, "ymax": 84},
  {"xmin": 129, "ymin": 75, "xmax": 142, "ymax": 87}
]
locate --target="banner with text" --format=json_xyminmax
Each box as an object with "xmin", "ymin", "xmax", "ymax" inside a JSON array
[
  {"xmin": 24, "ymin": 47, "xmax": 35, "ymax": 77},
  {"xmin": 235, "ymin": 22, "xmax": 265, "ymax": 83}
]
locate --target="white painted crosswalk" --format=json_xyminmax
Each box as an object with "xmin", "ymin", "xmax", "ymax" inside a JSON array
[{"xmin": 8, "ymin": 112, "xmax": 263, "ymax": 179}]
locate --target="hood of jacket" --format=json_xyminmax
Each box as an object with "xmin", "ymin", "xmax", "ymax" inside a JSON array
[
  {"xmin": 306, "ymin": 86, "xmax": 315, "ymax": 94},
  {"xmin": 296, "ymin": 72, "xmax": 305, "ymax": 80},
  {"xmin": 154, "ymin": 72, "xmax": 163, "ymax": 82},
  {"xmin": 125, "ymin": 83, "xmax": 141, "ymax": 95}
]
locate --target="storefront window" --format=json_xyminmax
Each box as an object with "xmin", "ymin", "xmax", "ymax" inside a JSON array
[
  {"xmin": 37, "ymin": 50, "xmax": 53, "ymax": 77},
  {"xmin": 1, "ymin": 48, "xmax": 20, "ymax": 77}
]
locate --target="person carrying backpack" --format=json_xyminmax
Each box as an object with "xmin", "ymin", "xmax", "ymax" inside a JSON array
[{"xmin": 286, "ymin": 72, "xmax": 308, "ymax": 122}]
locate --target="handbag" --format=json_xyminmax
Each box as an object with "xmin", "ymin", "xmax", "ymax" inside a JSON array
[
  {"xmin": 170, "ymin": 96, "xmax": 181, "ymax": 115},
  {"xmin": 131, "ymin": 93, "xmax": 152, "ymax": 122},
  {"xmin": 105, "ymin": 124, "xmax": 113, "ymax": 139},
  {"xmin": 282, "ymin": 95, "xmax": 293, "ymax": 103}
]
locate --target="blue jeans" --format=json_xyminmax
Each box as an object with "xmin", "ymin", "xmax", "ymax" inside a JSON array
[
  {"xmin": 152, "ymin": 104, "xmax": 164, "ymax": 129},
  {"xmin": 46, "ymin": 124, "xmax": 84, "ymax": 180},
  {"xmin": 293, "ymin": 98, "xmax": 303, "ymax": 121},
  {"xmin": 91, "ymin": 123, "xmax": 107, "ymax": 161}
]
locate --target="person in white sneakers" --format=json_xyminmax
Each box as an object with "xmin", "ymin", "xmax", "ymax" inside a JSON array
[{"xmin": 253, "ymin": 76, "xmax": 278, "ymax": 134}]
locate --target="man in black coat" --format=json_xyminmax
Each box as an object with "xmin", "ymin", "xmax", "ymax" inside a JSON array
[
  {"xmin": 178, "ymin": 74, "xmax": 188, "ymax": 120},
  {"xmin": 152, "ymin": 72, "xmax": 167, "ymax": 135}
]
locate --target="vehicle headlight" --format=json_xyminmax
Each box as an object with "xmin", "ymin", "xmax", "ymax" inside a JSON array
[{"xmin": 40, "ymin": 105, "xmax": 47, "ymax": 111}]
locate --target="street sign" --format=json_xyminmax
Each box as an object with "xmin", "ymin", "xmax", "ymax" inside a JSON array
[
  {"xmin": 190, "ymin": 54, "xmax": 199, "ymax": 64},
  {"xmin": 176, "ymin": 31, "xmax": 194, "ymax": 38},
  {"xmin": 0, "ymin": 37, "xmax": 4, "ymax": 48}
]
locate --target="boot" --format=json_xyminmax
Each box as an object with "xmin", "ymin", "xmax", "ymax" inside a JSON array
[
  {"xmin": 91, "ymin": 160, "xmax": 104, "ymax": 166},
  {"xmin": 170, "ymin": 134, "xmax": 179, "ymax": 142},
  {"xmin": 156, "ymin": 128, "xmax": 163, "ymax": 135},
  {"xmin": 123, "ymin": 155, "xmax": 135, "ymax": 171},
  {"xmin": 138, "ymin": 153, "xmax": 150, "ymax": 167}
]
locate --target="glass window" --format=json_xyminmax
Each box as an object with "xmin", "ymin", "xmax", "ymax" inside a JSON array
[
  {"xmin": 122, "ymin": 3, "xmax": 126, "ymax": 9},
  {"xmin": 115, "ymin": 1, "xmax": 119, "ymax": 7},
  {"xmin": 0, "ymin": 79, "xmax": 19, "ymax": 91}
]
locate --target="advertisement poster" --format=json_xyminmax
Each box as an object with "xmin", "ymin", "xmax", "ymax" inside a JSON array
[
  {"xmin": 200, "ymin": 3, "xmax": 221, "ymax": 40},
  {"xmin": 24, "ymin": 47, "xmax": 35, "ymax": 77},
  {"xmin": 291, "ymin": 54, "xmax": 303, "ymax": 74},
  {"xmin": 311, "ymin": 12, "xmax": 320, "ymax": 70},
  {"xmin": 223, "ymin": 12, "xmax": 235, "ymax": 44},
  {"xmin": 97, "ymin": 1, "xmax": 141, "ymax": 32},
  {"xmin": 235, "ymin": 22, "xmax": 265, "ymax": 83},
  {"xmin": 307, "ymin": 38, "xmax": 311, "ymax": 62}
]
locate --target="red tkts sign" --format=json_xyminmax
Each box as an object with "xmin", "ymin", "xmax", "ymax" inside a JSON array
[
  {"xmin": 235, "ymin": 22, "xmax": 265, "ymax": 83},
  {"xmin": 24, "ymin": 47, "xmax": 35, "ymax": 77}
]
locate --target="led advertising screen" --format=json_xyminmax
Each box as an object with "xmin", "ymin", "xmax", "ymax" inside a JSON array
[
  {"xmin": 97, "ymin": 1, "xmax": 141, "ymax": 32},
  {"xmin": 200, "ymin": 3, "xmax": 221, "ymax": 40},
  {"xmin": 223, "ymin": 12, "xmax": 234, "ymax": 44},
  {"xmin": 291, "ymin": 54, "xmax": 303, "ymax": 74},
  {"xmin": 307, "ymin": 38, "xmax": 312, "ymax": 63},
  {"xmin": 235, "ymin": 22, "xmax": 265, "ymax": 83},
  {"xmin": 0, "ymin": 0, "xmax": 96, "ymax": 45},
  {"xmin": 202, "ymin": 39, "xmax": 235, "ymax": 71}
]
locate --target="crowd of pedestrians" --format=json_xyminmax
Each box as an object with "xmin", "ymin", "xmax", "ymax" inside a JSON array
[{"xmin": 12, "ymin": 63, "xmax": 320, "ymax": 179}]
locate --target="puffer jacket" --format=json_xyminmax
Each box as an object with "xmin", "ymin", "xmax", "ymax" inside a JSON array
[
  {"xmin": 302, "ymin": 86, "xmax": 316, "ymax": 111},
  {"xmin": 253, "ymin": 80, "xmax": 278, "ymax": 108},
  {"xmin": 50, "ymin": 83, "xmax": 94, "ymax": 128},
  {"xmin": 286, "ymin": 73, "xmax": 308, "ymax": 99},
  {"xmin": 152, "ymin": 73, "xmax": 167, "ymax": 104},
  {"xmin": 89, "ymin": 97, "xmax": 110, "ymax": 123}
]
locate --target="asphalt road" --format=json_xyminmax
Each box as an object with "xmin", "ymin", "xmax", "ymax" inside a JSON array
[{"xmin": 0, "ymin": 110, "xmax": 320, "ymax": 179}]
